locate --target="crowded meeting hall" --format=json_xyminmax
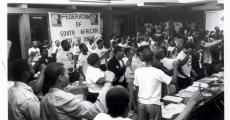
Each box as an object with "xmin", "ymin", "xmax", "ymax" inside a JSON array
[{"xmin": 7, "ymin": 0, "xmax": 224, "ymax": 120}]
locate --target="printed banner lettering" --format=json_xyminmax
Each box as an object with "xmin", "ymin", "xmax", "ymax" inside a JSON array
[{"xmin": 48, "ymin": 12, "xmax": 101, "ymax": 46}]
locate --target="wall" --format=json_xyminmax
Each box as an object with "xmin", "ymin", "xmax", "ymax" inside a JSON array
[{"xmin": 205, "ymin": 10, "xmax": 224, "ymax": 31}]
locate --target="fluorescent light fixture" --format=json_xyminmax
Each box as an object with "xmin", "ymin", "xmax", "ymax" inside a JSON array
[
  {"xmin": 137, "ymin": 2, "xmax": 144, "ymax": 6},
  {"xmin": 32, "ymin": 16, "xmax": 43, "ymax": 19}
]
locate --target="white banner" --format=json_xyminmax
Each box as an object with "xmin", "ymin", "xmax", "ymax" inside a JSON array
[{"xmin": 48, "ymin": 12, "xmax": 101, "ymax": 46}]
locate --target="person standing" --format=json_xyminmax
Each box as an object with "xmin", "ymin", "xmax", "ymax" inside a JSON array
[
  {"xmin": 78, "ymin": 43, "xmax": 90, "ymax": 79},
  {"xmin": 108, "ymin": 46, "xmax": 126, "ymax": 87},
  {"xmin": 72, "ymin": 40, "xmax": 81, "ymax": 61},
  {"xmin": 56, "ymin": 40, "xmax": 73, "ymax": 69},
  {"xmin": 93, "ymin": 39, "xmax": 109, "ymax": 71},
  {"xmin": 52, "ymin": 40, "xmax": 62, "ymax": 59},
  {"xmin": 28, "ymin": 40, "xmax": 41, "ymax": 66},
  {"xmin": 85, "ymin": 53, "xmax": 106, "ymax": 103},
  {"xmin": 134, "ymin": 49, "xmax": 179, "ymax": 120},
  {"xmin": 176, "ymin": 40, "xmax": 196, "ymax": 91}
]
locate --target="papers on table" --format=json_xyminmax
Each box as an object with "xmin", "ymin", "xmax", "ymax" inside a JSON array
[
  {"xmin": 185, "ymin": 86, "xmax": 199, "ymax": 92},
  {"xmin": 212, "ymin": 72, "xmax": 224, "ymax": 78},
  {"xmin": 162, "ymin": 103, "xmax": 186, "ymax": 119},
  {"xmin": 176, "ymin": 82, "xmax": 209, "ymax": 97},
  {"xmin": 163, "ymin": 96, "xmax": 183, "ymax": 103},
  {"xmin": 198, "ymin": 77, "xmax": 218, "ymax": 84},
  {"xmin": 192, "ymin": 82, "xmax": 209, "ymax": 89},
  {"xmin": 176, "ymin": 90, "xmax": 194, "ymax": 98}
]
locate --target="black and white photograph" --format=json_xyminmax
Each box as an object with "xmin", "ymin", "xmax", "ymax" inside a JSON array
[
  {"xmin": 2, "ymin": 0, "xmax": 229, "ymax": 120},
  {"xmin": 90, "ymin": 13, "xmax": 99, "ymax": 25},
  {"xmin": 51, "ymin": 14, "xmax": 62, "ymax": 27}
]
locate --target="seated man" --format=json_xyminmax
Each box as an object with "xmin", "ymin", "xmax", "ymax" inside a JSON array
[
  {"xmin": 8, "ymin": 59, "xmax": 40, "ymax": 120},
  {"xmin": 94, "ymin": 86, "xmax": 131, "ymax": 120},
  {"xmin": 40, "ymin": 62, "xmax": 115, "ymax": 120}
]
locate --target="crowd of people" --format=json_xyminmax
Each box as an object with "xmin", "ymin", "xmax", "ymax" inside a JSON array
[{"xmin": 8, "ymin": 22, "xmax": 224, "ymax": 120}]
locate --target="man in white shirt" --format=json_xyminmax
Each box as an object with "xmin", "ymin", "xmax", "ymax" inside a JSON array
[
  {"xmin": 41, "ymin": 62, "xmax": 115, "ymax": 120},
  {"xmin": 78, "ymin": 43, "xmax": 90, "ymax": 78},
  {"xmin": 72, "ymin": 40, "xmax": 81, "ymax": 61},
  {"xmin": 156, "ymin": 47, "xmax": 177, "ymax": 71},
  {"xmin": 8, "ymin": 59, "xmax": 40, "ymax": 120},
  {"xmin": 56, "ymin": 40, "xmax": 73, "ymax": 69},
  {"xmin": 134, "ymin": 49, "xmax": 179, "ymax": 120},
  {"xmin": 93, "ymin": 39, "xmax": 110, "ymax": 71},
  {"xmin": 28, "ymin": 41, "xmax": 41, "ymax": 66},
  {"xmin": 176, "ymin": 39, "xmax": 197, "ymax": 91},
  {"xmin": 86, "ymin": 53, "xmax": 106, "ymax": 103},
  {"xmin": 52, "ymin": 40, "xmax": 62, "ymax": 57},
  {"xmin": 131, "ymin": 46, "xmax": 147, "ymax": 72},
  {"xmin": 56, "ymin": 40, "xmax": 79, "ymax": 83},
  {"xmin": 200, "ymin": 39, "xmax": 223, "ymax": 76}
]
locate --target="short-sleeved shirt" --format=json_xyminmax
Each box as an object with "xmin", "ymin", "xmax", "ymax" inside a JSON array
[
  {"xmin": 131, "ymin": 55, "xmax": 145, "ymax": 71},
  {"xmin": 93, "ymin": 47, "xmax": 108, "ymax": 65},
  {"xmin": 160, "ymin": 57, "xmax": 176, "ymax": 70},
  {"xmin": 52, "ymin": 46, "xmax": 62, "ymax": 54},
  {"xmin": 177, "ymin": 50, "xmax": 192, "ymax": 78},
  {"xmin": 56, "ymin": 49, "xmax": 73, "ymax": 69},
  {"xmin": 134, "ymin": 66, "xmax": 171, "ymax": 105},
  {"xmin": 73, "ymin": 46, "xmax": 81, "ymax": 56},
  {"xmin": 28, "ymin": 47, "xmax": 40, "ymax": 62},
  {"xmin": 78, "ymin": 52, "xmax": 90, "ymax": 75},
  {"xmin": 86, "ymin": 66, "xmax": 105, "ymax": 93}
]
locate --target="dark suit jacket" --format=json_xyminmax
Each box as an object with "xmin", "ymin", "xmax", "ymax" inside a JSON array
[{"xmin": 107, "ymin": 56, "xmax": 127, "ymax": 87}]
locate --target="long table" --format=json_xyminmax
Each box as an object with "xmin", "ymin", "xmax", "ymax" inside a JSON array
[{"xmin": 163, "ymin": 73, "xmax": 224, "ymax": 120}]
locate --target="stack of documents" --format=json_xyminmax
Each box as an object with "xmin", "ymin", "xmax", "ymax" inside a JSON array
[
  {"xmin": 185, "ymin": 86, "xmax": 199, "ymax": 92},
  {"xmin": 176, "ymin": 90, "xmax": 194, "ymax": 98},
  {"xmin": 163, "ymin": 96, "xmax": 183, "ymax": 103},
  {"xmin": 192, "ymin": 82, "xmax": 209, "ymax": 89},
  {"xmin": 162, "ymin": 103, "xmax": 186, "ymax": 119},
  {"xmin": 198, "ymin": 77, "xmax": 218, "ymax": 84}
]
